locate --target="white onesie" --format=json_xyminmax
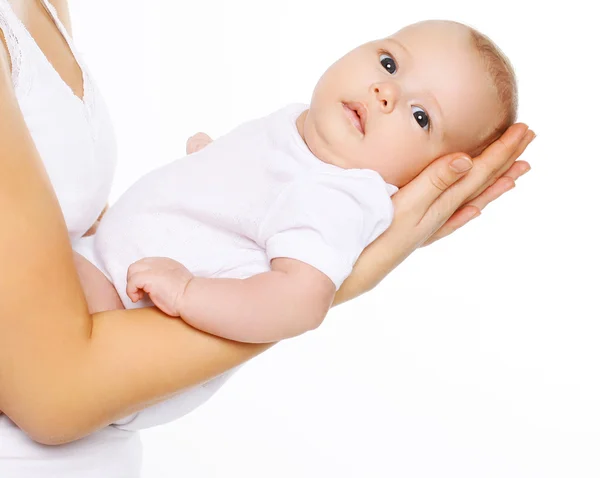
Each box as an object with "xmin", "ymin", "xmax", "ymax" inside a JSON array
[
  {"xmin": 74, "ymin": 103, "xmax": 398, "ymax": 307},
  {"xmin": 72, "ymin": 103, "xmax": 398, "ymax": 432}
]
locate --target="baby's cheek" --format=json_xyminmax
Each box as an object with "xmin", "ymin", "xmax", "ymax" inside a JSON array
[{"xmin": 363, "ymin": 142, "xmax": 409, "ymax": 186}]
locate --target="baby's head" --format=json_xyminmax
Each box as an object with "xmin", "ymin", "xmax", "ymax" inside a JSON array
[{"xmin": 298, "ymin": 20, "xmax": 518, "ymax": 187}]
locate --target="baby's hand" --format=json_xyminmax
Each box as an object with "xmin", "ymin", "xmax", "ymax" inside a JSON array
[
  {"xmin": 126, "ymin": 257, "xmax": 193, "ymax": 316},
  {"xmin": 186, "ymin": 132, "xmax": 213, "ymax": 154}
]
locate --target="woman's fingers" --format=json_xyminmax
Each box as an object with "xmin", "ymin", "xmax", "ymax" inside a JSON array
[
  {"xmin": 428, "ymin": 123, "xmax": 530, "ymax": 219},
  {"xmin": 423, "ymin": 181, "xmax": 512, "ymax": 247},
  {"xmin": 466, "ymin": 160, "xmax": 531, "ymax": 212},
  {"xmin": 461, "ymin": 123, "xmax": 529, "ymax": 194},
  {"xmin": 401, "ymin": 122, "xmax": 529, "ymax": 247},
  {"xmin": 423, "ymin": 159, "xmax": 532, "ymax": 246},
  {"xmin": 393, "ymin": 123, "xmax": 529, "ymax": 225},
  {"xmin": 392, "ymin": 152, "xmax": 474, "ymax": 220},
  {"xmin": 475, "ymin": 123, "xmax": 529, "ymax": 170},
  {"xmin": 421, "ymin": 206, "xmax": 481, "ymax": 247},
  {"xmin": 463, "ymin": 129, "xmax": 535, "ymax": 204}
]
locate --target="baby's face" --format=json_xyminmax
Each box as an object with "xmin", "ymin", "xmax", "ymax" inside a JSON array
[{"xmin": 299, "ymin": 20, "xmax": 502, "ymax": 187}]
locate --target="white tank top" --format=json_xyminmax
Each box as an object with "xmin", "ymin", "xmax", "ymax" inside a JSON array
[
  {"xmin": 0, "ymin": 0, "xmax": 142, "ymax": 476},
  {"xmin": 0, "ymin": 0, "xmax": 116, "ymax": 239}
]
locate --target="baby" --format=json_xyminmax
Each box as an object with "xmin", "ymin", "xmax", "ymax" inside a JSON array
[{"xmin": 73, "ymin": 20, "xmax": 518, "ymax": 343}]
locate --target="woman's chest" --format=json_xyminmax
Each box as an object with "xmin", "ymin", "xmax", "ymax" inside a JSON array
[
  {"xmin": 11, "ymin": 0, "xmax": 83, "ymax": 99},
  {"xmin": 5, "ymin": 0, "xmax": 118, "ymax": 239},
  {"xmin": 17, "ymin": 81, "xmax": 118, "ymax": 240}
]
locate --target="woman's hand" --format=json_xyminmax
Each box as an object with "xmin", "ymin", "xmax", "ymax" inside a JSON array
[
  {"xmin": 334, "ymin": 123, "xmax": 535, "ymax": 306},
  {"xmin": 422, "ymin": 128, "xmax": 534, "ymax": 247}
]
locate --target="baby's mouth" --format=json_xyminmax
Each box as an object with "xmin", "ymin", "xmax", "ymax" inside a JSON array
[{"xmin": 342, "ymin": 102, "xmax": 367, "ymax": 135}]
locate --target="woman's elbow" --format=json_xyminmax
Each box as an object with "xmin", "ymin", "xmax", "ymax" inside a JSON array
[
  {"xmin": 7, "ymin": 402, "xmax": 92, "ymax": 445},
  {"xmin": 27, "ymin": 427, "xmax": 79, "ymax": 446},
  {"xmin": 28, "ymin": 421, "xmax": 91, "ymax": 446}
]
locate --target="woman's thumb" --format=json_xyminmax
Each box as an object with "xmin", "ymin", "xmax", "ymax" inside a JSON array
[
  {"xmin": 448, "ymin": 156, "xmax": 473, "ymax": 174},
  {"xmin": 395, "ymin": 153, "xmax": 472, "ymax": 218}
]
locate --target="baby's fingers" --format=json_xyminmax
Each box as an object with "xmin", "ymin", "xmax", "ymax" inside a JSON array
[
  {"xmin": 126, "ymin": 272, "xmax": 149, "ymax": 303},
  {"xmin": 126, "ymin": 260, "xmax": 152, "ymax": 282}
]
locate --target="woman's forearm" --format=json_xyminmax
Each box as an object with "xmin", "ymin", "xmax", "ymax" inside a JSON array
[
  {"xmin": 81, "ymin": 308, "xmax": 272, "ymax": 443},
  {"xmin": 333, "ymin": 223, "xmax": 408, "ymax": 307},
  {"xmin": 3, "ymin": 306, "xmax": 271, "ymax": 446}
]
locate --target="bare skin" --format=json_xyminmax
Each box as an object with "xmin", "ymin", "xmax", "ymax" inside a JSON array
[
  {"xmin": 0, "ymin": 0, "xmax": 534, "ymax": 443},
  {"xmin": 72, "ymin": 252, "xmax": 124, "ymax": 314}
]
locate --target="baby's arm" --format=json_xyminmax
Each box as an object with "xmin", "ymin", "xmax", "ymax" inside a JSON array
[
  {"xmin": 126, "ymin": 168, "xmax": 392, "ymax": 343},
  {"xmin": 126, "ymin": 257, "xmax": 335, "ymax": 343}
]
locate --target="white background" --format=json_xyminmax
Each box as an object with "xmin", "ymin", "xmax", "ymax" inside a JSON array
[{"xmin": 69, "ymin": 1, "xmax": 599, "ymax": 477}]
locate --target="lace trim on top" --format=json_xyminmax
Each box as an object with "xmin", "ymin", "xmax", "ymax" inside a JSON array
[
  {"xmin": 0, "ymin": 0, "xmax": 96, "ymax": 116},
  {"xmin": 0, "ymin": 0, "xmax": 24, "ymax": 91},
  {"xmin": 38, "ymin": 0, "xmax": 95, "ymax": 112}
]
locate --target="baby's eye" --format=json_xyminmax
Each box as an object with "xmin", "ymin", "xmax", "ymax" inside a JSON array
[
  {"xmin": 379, "ymin": 53, "xmax": 397, "ymax": 74},
  {"xmin": 412, "ymin": 106, "xmax": 430, "ymax": 131}
]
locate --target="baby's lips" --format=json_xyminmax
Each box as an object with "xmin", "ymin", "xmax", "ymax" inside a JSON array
[
  {"xmin": 346, "ymin": 101, "xmax": 368, "ymax": 133},
  {"xmin": 343, "ymin": 102, "xmax": 367, "ymax": 135}
]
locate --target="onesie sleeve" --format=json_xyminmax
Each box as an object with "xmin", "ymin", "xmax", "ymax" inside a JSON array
[{"xmin": 258, "ymin": 169, "xmax": 395, "ymax": 290}]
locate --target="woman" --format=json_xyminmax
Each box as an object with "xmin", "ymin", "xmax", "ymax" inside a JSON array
[{"xmin": 0, "ymin": 0, "xmax": 534, "ymax": 476}]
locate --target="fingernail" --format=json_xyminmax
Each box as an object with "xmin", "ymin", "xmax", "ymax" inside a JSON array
[{"xmin": 449, "ymin": 157, "xmax": 473, "ymax": 173}]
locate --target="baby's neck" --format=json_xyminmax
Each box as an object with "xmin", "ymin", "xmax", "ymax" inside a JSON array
[{"xmin": 295, "ymin": 109, "xmax": 349, "ymax": 170}]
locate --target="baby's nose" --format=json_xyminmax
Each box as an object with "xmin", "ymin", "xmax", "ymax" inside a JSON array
[{"xmin": 370, "ymin": 82, "xmax": 398, "ymax": 114}]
